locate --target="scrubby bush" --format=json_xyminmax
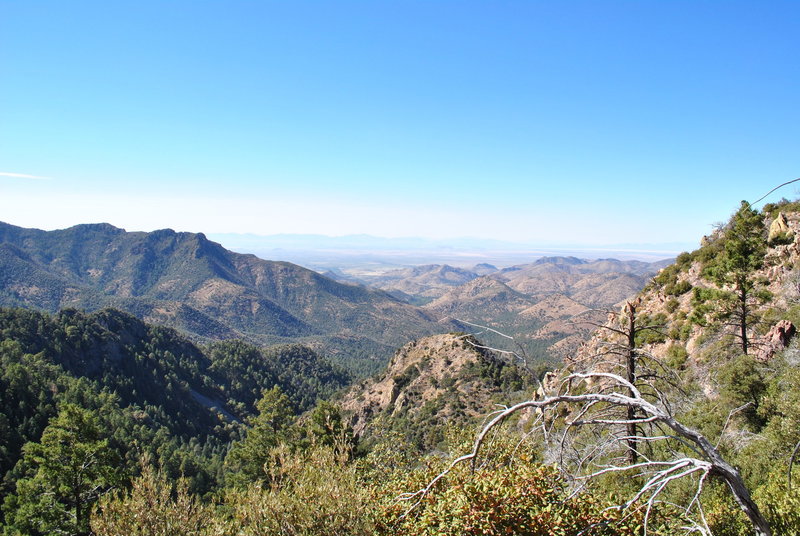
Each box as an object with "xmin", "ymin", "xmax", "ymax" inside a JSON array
[
  {"xmin": 91, "ymin": 460, "xmax": 221, "ymax": 536},
  {"xmin": 375, "ymin": 449, "xmax": 657, "ymax": 536},
  {"xmin": 665, "ymin": 280, "xmax": 692, "ymax": 297},
  {"xmin": 224, "ymin": 444, "xmax": 374, "ymax": 536},
  {"xmin": 665, "ymin": 344, "xmax": 689, "ymax": 369}
]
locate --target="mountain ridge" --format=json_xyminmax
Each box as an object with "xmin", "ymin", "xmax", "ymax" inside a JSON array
[{"xmin": 0, "ymin": 221, "xmax": 457, "ymax": 373}]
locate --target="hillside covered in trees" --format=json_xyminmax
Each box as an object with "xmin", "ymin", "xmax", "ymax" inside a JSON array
[{"xmin": 0, "ymin": 307, "xmax": 350, "ymax": 533}]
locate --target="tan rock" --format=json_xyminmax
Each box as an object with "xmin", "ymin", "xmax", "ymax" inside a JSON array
[
  {"xmin": 756, "ymin": 320, "xmax": 796, "ymax": 362},
  {"xmin": 768, "ymin": 212, "xmax": 793, "ymax": 243}
]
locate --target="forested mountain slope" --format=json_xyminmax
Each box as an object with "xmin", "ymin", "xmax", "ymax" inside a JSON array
[
  {"xmin": 0, "ymin": 222, "xmax": 457, "ymax": 373},
  {"xmin": 6, "ymin": 201, "xmax": 800, "ymax": 535},
  {"xmin": 0, "ymin": 306, "xmax": 349, "ymax": 528}
]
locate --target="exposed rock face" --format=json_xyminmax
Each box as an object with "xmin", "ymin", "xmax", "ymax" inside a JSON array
[
  {"xmin": 757, "ymin": 320, "xmax": 796, "ymax": 362},
  {"xmin": 768, "ymin": 212, "xmax": 793, "ymax": 243}
]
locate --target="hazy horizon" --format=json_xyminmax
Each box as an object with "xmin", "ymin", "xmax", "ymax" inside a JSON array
[
  {"xmin": 0, "ymin": 216, "xmax": 684, "ymax": 267},
  {"xmin": 204, "ymin": 231, "xmax": 682, "ymax": 269}
]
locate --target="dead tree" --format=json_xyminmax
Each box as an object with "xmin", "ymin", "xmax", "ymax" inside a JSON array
[
  {"xmin": 401, "ymin": 371, "xmax": 771, "ymax": 536},
  {"xmin": 572, "ymin": 299, "xmax": 666, "ymax": 465}
]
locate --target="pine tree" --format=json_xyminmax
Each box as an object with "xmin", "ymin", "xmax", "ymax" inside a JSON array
[
  {"xmin": 2, "ymin": 403, "xmax": 121, "ymax": 536},
  {"xmin": 224, "ymin": 386, "xmax": 295, "ymax": 486},
  {"xmin": 704, "ymin": 201, "xmax": 770, "ymax": 354}
]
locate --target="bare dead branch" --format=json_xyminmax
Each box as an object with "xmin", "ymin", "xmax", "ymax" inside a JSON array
[
  {"xmin": 716, "ymin": 402, "xmax": 754, "ymax": 449},
  {"xmin": 450, "ymin": 318, "xmax": 535, "ymax": 374},
  {"xmin": 401, "ymin": 371, "xmax": 772, "ymax": 535}
]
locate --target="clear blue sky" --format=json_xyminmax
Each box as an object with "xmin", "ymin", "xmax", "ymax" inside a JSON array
[{"xmin": 1, "ymin": 1, "xmax": 797, "ymax": 249}]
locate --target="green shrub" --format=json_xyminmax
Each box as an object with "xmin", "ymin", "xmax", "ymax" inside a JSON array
[
  {"xmin": 763, "ymin": 199, "xmax": 800, "ymax": 219},
  {"xmin": 653, "ymin": 264, "xmax": 679, "ymax": 288},
  {"xmin": 91, "ymin": 461, "xmax": 220, "ymax": 536},
  {"xmin": 717, "ymin": 355, "xmax": 766, "ymax": 429},
  {"xmin": 377, "ymin": 461, "xmax": 648, "ymax": 535},
  {"xmin": 754, "ymin": 473, "xmax": 800, "ymax": 534},
  {"xmin": 679, "ymin": 321, "xmax": 693, "ymax": 341},
  {"xmin": 665, "ymin": 280, "xmax": 692, "ymax": 296},
  {"xmin": 634, "ymin": 313, "xmax": 668, "ymax": 345},
  {"xmin": 665, "ymin": 344, "xmax": 689, "ymax": 369},
  {"xmin": 675, "ymin": 251, "xmax": 694, "ymax": 268},
  {"xmin": 225, "ymin": 445, "xmax": 374, "ymax": 536},
  {"xmin": 665, "ymin": 298, "xmax": 680, "ymax": 313}
]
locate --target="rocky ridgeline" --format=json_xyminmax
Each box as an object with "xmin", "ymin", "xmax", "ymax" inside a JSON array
[{"xmin": 340, "ymin": 333, "xmax": 530, "ymax": 443}]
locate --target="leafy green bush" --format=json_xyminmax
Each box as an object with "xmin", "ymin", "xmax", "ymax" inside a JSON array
[
  {"xmin": 754, "ymin": 473, "xmax": 800, "ymax": 534},
  {"xmin": 653, "ymin": 264, "xmax": 680, "ymax": 289},
  {"xmin": 634, "ymin": 313, "xmax": 668, "ymax": 345},
  {"xmin": 717, "ymin": 355, "xmax": 766, "ymax": 429},
  {"xmin": 762, "ymin": 199, "xmax": 800, "ymax": 219},
  {"xmin": 675, "ymin": 251, "xmax": 694, "ymax": 268},
  {"xmin": 376, "ymin": 458, "xmax": 650, "ymax": 536},
  {"xmin": 665, "ymin": 298, "xmax": 680, "ymax": 313},
  {"xmin": 91, "ymin": 460, "xmax": 220, "ymax": 536}
]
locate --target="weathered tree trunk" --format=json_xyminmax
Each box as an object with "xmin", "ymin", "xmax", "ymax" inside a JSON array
[
  {"xmin": 739, "ymin": 285, "xmax": 749, "ymax": 355},
  {"xmin": 625, "ymin": 302, "xmax": 638, "ymax": 465},
  {"xmin": 669, "ymin": 416, "xmax": 771, "ymax": 536}
]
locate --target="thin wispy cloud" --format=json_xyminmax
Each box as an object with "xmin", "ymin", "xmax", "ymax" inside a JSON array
[{"xmin": 0, "ymin": 171, "xmax": 51, "ymax": 180}]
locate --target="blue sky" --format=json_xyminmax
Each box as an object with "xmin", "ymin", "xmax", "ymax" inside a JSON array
[{"xmin": 1, "ymin": 1, "xmax": 797, "ymax": 249}]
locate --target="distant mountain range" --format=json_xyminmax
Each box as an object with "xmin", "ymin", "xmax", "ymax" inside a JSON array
[
  {"xmin": 332, "ymin": 256, "xmax": 672, "ymax": 363},
  {"xmin": 0, "ymin": 222, "xmax": 457, "ymax": 373}
]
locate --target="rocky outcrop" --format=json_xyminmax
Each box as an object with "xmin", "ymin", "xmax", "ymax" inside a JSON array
[
  {"xmin": 756, "ymin": 320, "xmax": 796, "ymax": 362},
  {"xmin": 768, "ymin": 212, "xmax": 793, "ymax": 243},
  {"xmin": 339, "ymin": 333, "xmax": 528, "ymax": 439},
  {"xmin": 557, "ymin": 209, "xmax": 800, "ymax": 398}
]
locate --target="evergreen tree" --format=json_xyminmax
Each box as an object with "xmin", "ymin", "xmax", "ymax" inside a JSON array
[
  {"xmin": 704, "ymin": 201, "xmax": 770, "ymax": 354},
  {"xmin": 224, "ymin": 386, "xmax": 295, "ymax": 486},
  {"xmin": 306, "ymin": 401, "xmax": 355, "ymax": 459},
  {"xmin": 2, "ymin": 403, "xmax": 121, "ymax": 536}
]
